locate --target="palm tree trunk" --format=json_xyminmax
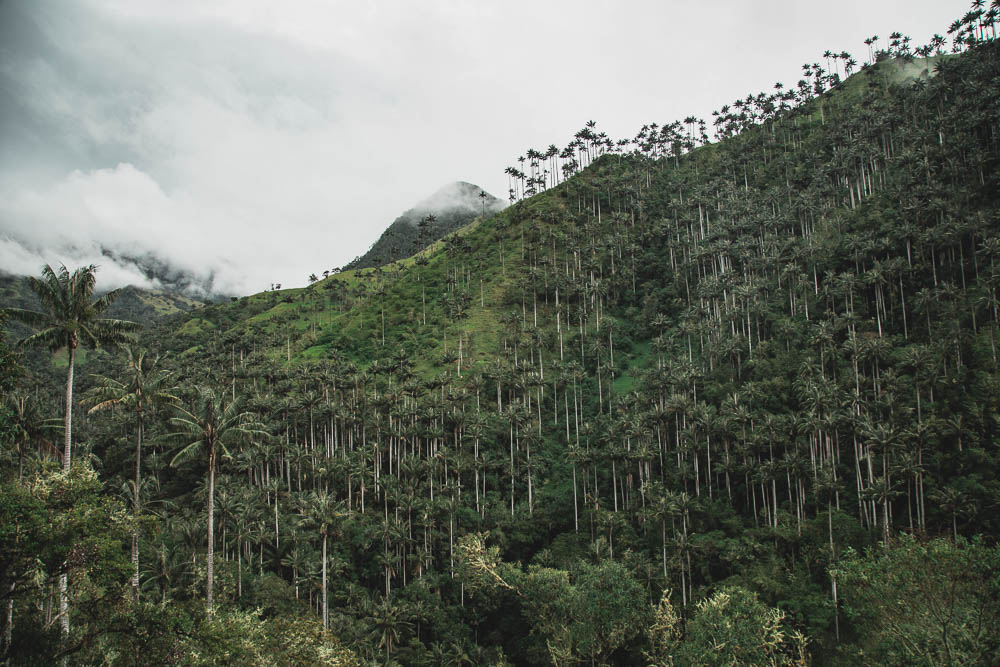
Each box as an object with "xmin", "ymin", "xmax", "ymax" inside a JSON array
[
  {"xmin": 60, "ymin": 340, "xmax": 71, "ymax": 642},
  {"xmin": 322, "ymin": 532, "xmax": 329, "ymax": 629},
  {"xmin": 58, "ymin": 574, "xmax": 68, "ymax": 641},
  {"xmin": 133, "ymin": 417, "xmax": 143, "ymax": 600},
  {"xmin": 64, "ymin": 343, "xmax": 75, "ymax": 472},
  {"xmin": 5, "ymin": 582, "xmax": 13, "ymax": 653},
  {"xmin": 207, "ymin": 448, "xmax": 216, "ymax": 614},
  {"xmin": 572, "ymin": 464, "xmax": 578, "ymax": 531}
]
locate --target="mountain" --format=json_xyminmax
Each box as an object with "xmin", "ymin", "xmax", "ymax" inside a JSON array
[
  {"xmin": 0, "ymin": 271, "xmax": 209, "ymax": 334},
  {"xmin": 5, "ymin": 17, "xmax": 1000, "ymax": 667},
  {"xmin": 341, "ymin": 181, "xmax": 504, "ymax": 271},
  {"xmin": 141, "ymin": 39, "xmax": 1000, "ymax": 663}
]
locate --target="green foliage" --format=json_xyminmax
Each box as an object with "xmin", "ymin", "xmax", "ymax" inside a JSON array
[
  {"xmin": 174, "ymin": 606, "xmax": 358, "ymax": 666},
  {"xmin": 95, "ymin": 602, "xmax": 359, "ymax": 666},
  {"xmin": 459, "ymin": 533, "xmax": 648, "ymax": 664},
  {"xmin": 4, "ymin": 8, "xmax": 1000, "ymax": 665},
  {"xmin": 835, "ymin": 536, "xmax": 1000, "ymax": 665},
  {"xmin": 0, "ymin": 464, "xmax": 132, "ymax": 589},
  {"xmin": 2, "ymin": 264, "xmax": 137, "ymax": 354},
  {"xmin": 567, "ymin": 560, "xmax": 649, "ymax": 663},
  {"xmin": 646, "ymin": 587, "xmax": 808, "ymax": 666},
  {"xmin": 1, "ymin": 464, "xmax": 132, "ymax": 663},
  {"xmin": 0, "ymin": 316, "xmax": 24, "ymax": 467}
]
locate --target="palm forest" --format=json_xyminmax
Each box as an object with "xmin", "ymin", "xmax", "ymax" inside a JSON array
[{"xmin": 3, "ymin": 5, "xmax": 1000, "ymax": 665}]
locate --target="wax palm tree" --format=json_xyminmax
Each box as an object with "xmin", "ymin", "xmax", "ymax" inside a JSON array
[
  {"xmin": 4, "ymin": 390, "xmax": 60, "ymax": 480},
  {"xmin": 298, "ymin": 488, "xmax": 344, "ymax": 628},
  {"xmin": 281, "ymin": 544, "xmax": 309, "ymax": 600},
  {"xmin": 3, "ymin": 263, "xmax": 136, "ymax": 641},
  {"xmin": 86, "ymin": 344, "xmax": 178, "ymax": 600},
  {"xmin": 167, "ymin": 387, "xmax": 265, "ymax": 613},
  {"xmin": 929, "ymin": 486, "xmax": 974, "ymax": 541},
  {"xmin": 369, "ymin": 595, "xmax": 412, "ymax": 660},
  {"xmin": 142, "ymin": 541, "xmax": 190, "ymax": 607},
  {"xmin": 3, "ymin": 264, "xmax": 137, "ymax": 471}
]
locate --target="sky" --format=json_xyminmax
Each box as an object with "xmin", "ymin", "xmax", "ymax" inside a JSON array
[{"xmin": 0, "ymin": 0, "xmax": 969, "ymax": 296}]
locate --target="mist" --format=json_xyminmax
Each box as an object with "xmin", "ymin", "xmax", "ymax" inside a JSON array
[{"xmin": 0, "ymin": 0, "xmax": 964, "ymax": 295}]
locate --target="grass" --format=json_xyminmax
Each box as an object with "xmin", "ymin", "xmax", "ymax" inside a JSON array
[{"xmin": 176, "ymin": 317, "xmax": 216, "ymax": 336}]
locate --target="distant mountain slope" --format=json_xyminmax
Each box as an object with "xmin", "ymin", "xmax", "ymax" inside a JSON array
[
  {"xmin": 342, "ymin": 181, "xmax": 504, "ymax": 271},
  {"xmin": 0, "ymin": 272, "xmax": 209, "ymax": 334}
]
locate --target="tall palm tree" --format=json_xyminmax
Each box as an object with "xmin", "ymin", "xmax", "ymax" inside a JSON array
[
  {"xmin": 3, "ymin": 264, "xmax": 136, "ymax": 471},
  {"xmin": 3, "ymin": 263, "xmax": 135, "ymax": 641},
  {"xmin": 298, "ymin": 489, "xmax": 344, "ymax": 629},
  {"xmin": 142, "ymin": 541, "xmax": 190, "ymax": 607},
  {"xmin": 4, "ymin": 390, "xmax": 59, "ymax": 480},
  {"xmin": 167, "ymin": 387, "xmax": 265, "ymax": 613},
  {"xmin": 86, "ymin": 344, "xmax": 178, "ymax": 600}
]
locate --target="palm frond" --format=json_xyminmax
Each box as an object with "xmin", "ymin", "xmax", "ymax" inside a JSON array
[
  {"xmin": 2, "ymin": 307, "xmax": 54, "ymax": 329},
  {"xmin": 18, "ymin": 326, "xmax": 65, "ymax": 351},
  {"xmin": 92, "ymin": 287, "xmax": 123, "ymax": 315},
  {"xmin": 169, "ymin": 438, "xmax": 206, "ymax": 467}
]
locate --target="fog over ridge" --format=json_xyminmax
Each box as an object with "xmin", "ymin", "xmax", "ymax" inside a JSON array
[
  {"xmin": 0, "ymin": 0, "xmax": 963, "ymax": 296},
  {"xmin": 409, "ymin": 181, "xmax": 506, "ymax": 217}
]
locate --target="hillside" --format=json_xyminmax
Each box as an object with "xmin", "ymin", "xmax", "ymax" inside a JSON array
[
  {"xmin": 3, "ymin": 12, "xmax": 1000, "ymax": 666},
  {"xmin": 0, "ymin": 271, "xmax": 209, "ymax": 344},
  {"xmin": 131, "ymin": 35, "xmax": 1000, "ymax": 663},
  {"xmin": 341, "ymin": 181, "xmax": 505, "ymax": 272}
]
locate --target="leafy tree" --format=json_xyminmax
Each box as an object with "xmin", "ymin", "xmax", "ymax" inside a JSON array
[
  {"xmin": 567, "ymin": 560, "xmax": 649, "ymax": 664},
  {"xmin": 0, "ymin": 465, "xmax": 131, "ymax": 663},
  {"xmin": 459, "ymin": 533, "xmax": 648, "ymax": 664},
  {"xmin": 2, "ymin": 264, "xmax": 135, "ymax": 641},
  {"xmin": 645, "ymin": 587, "xmax": 808, "ymax": 666},
  {"xmin": 835, "ymin": 536, "xmax": 1000, "ymax": 665}
]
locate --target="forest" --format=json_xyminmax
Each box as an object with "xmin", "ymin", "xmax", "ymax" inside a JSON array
[{"xmin": 2, "ymin": 4, "xmax": 1000, "ymax": 665}]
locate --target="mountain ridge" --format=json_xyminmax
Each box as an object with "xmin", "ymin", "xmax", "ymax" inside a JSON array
[
  {"xmin": 340, "ymin": 181, "xmax": 504, "ymax": 272},
  {"xmin": 135, "ymin": 40, "xmax": 1000, "ymax": 662},
  {"xmin": 0, "ymin": 270, "xmax": 210, "ymax": 332}
]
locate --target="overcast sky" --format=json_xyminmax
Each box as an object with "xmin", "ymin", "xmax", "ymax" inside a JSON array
[{"xmin": 0, "ymin": 0, "xmax": 967, "ymax": 296}]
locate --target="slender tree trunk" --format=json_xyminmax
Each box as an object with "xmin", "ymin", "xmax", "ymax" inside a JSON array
[
  {"xmin": 573, "ymin": 464, "xmax": 579, "ymax": 531},
  {"xmin": 64, "ymin": 343, "xmax": 76, "ymax": 472},
  {"xmin": 132, "ymin": 417, "xmax": 143, "ymax": 600},
  {"xmin": 59, "ymin": 342, "xmax": 74, "ymax": 643},
  {"xmin": 322, "ymin": 532, "xmax": 329, "ymax": 629},
  {"xmin": 5, "ymin": 581, "xmax": 13, "ymax": 653},
  {"xmin": 60, "ymin": 339, "xmax": 72, "ymax": 640},
  {"xmin": 207, "ymin": 448, "xmax": 216, "ymax": 614}
]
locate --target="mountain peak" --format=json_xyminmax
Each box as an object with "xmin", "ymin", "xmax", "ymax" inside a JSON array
[
  {"xmin": 412, "ymin": 181, "xmax": 505, "ymax": 214},
  {"xmin": 342, "ymin": 182, "xmax": 504, "ymax": 271}
]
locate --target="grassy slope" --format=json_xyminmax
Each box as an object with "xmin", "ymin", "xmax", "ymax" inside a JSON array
[
  {"xmin": 152, "ymin": 53, "xmax": 973, "ymax": 390},
  {"xmin": 88, "ymin": 45, "xmax": 1000, "ymax": 663}
]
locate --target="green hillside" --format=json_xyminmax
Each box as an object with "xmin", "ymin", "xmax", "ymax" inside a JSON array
[
  {"xmin": 0, "ymin": 273, "xmax": 208, "ymax": 330},
  {"xmin": 0, "ymin": 272, "xmax": 210, "ymax": 380},
  {"xmin": 4, "ymin": 9, "xmax": 1000, "ymax": 666}
]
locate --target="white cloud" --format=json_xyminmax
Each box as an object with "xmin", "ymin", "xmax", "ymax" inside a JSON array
[{"xmin": 0, "ymin": 0, "xmax": 968, "ymax": 295}]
